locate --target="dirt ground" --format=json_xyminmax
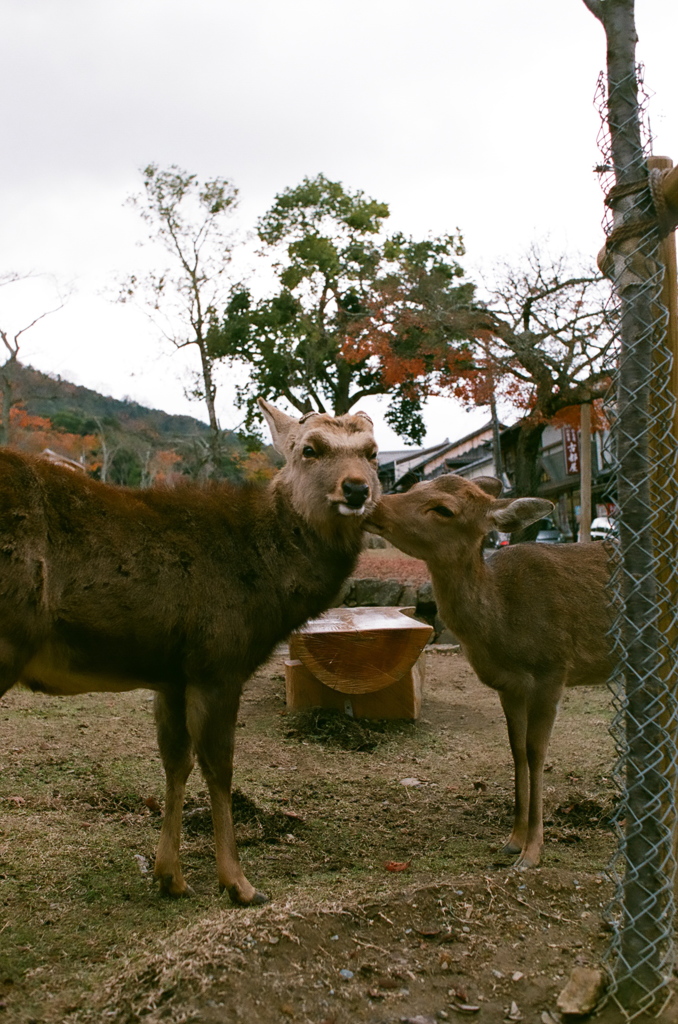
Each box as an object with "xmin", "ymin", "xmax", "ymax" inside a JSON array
[
  {"xmin": 3, "ymin": 627, "xmax": 671, "ymax": 1024},
  {"xmin": 355, "ymin": 548, "xmax": 430, "ymax": 587}
]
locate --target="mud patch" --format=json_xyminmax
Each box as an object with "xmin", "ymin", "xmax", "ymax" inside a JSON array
[{"xmin": 284, "ymin": 707, "xmax": 416, "ymax": 752}]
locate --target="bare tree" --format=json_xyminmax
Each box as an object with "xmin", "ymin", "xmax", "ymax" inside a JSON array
[
  {"xmin": 484, "ymin": 247, "xmax": 614, "ymax": 495},
  {"xmin": 451, "ymin": 246, "xmax": 615, "ymax": 496},
  {"xmin": 0, "ymin": 273, "xmax": 67, "ymax": 446},
  {"xmin": 119, "ymin": 164, "xmax": 239, "ymax": 454}
]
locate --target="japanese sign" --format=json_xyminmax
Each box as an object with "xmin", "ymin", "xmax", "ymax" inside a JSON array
[{"xmin": 563, "ymin": 426, "xmax": 580, "ymax": 475}]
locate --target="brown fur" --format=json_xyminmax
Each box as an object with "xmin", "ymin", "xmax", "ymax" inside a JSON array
[
  {"xmin": 0, "ymin": 400, "xmax": 380, "ymax": 904},
  {"xmin": 366, "ymin": 473, "xmax": 612, "ymax": 868}
]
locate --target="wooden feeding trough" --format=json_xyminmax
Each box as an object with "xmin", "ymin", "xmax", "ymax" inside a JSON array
[{"xmin": 285, "ymin": 606, "xmax": 433, "ymax": 720}]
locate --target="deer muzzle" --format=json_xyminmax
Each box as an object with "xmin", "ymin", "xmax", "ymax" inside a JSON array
[{"xmin": 336, "ymin": 479, "xmax": 371, "ymax": 516}]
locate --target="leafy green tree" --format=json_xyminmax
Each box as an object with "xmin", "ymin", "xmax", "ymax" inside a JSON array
[
  {"xmin": 109, "ymin": 447, "xmax": 143, "ymax": 487},
  {"xmin": 209, "ymin": 174, "xmax": 475, "ymax": 444},
  {"xmin": 51, "ymin": 409, "xmax": 100, "ymax": 436},
  {"xmin": 119, "ymin": 164, "xmax": 239, "ymax": 452}
]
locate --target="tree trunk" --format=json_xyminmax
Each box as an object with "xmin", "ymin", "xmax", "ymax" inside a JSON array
[
  {"xmin": 0, "ymin": 379, "xmax": 10, "ymax": 447},
  {"xmin": 195, "ymin": 335, "xmax": 225, "ymax": 476},
  {"xmin": 510, "ymin": 421, "xmax": 546, "ymax": 542},
  {"xmin": 512, "ymin": 421, "xmax": 544, "ymax": 497},
  {"xmin": 489, "ymin": 384, "xmax": 505, "ymax": 484},
  {"xmin": 196, "ymin": 337, "xmax": 219, "ymax": 437},
  {"xmin": 332, "ymin": 362, "xmax": 353, "ymax": 416},
  {"xmin": 0, "ymin": 357, "xmax": 18, "ymax": 447}
]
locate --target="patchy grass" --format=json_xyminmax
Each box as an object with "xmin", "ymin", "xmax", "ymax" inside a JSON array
[{"xmin": 0, "ymin": 649, "xmax": 636, "ymax": 1023}]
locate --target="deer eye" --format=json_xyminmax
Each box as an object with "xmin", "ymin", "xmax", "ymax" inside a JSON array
[
  {"xmin": 302, "ymin": 445, "xmax": 318, "ymax": 459},
  {"xmin": 367, "ymin": 449, "xmax": 378, "ymax": 461},
  {"xmin": 431, "ymin": 505, "xmax": 454, "ymax": 518}
]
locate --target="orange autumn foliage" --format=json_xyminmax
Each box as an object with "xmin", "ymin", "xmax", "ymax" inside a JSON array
[
  {"xmin": 240, "ymin": 451, "xmax": 277, "ymax": 483},
  {"xmin": 146, "ymin": 448, "xmax": 183, "ymax": 485},
  {"xmin": 8, "ymin": 406, "xmax": 101, "ymax": 472},
  {"xmin": 551, "ymin": 400, "xmax": 608, "ymax": 433}
]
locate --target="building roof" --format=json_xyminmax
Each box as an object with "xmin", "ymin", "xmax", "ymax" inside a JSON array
[{"xmin": 378, "ymin": 421, "xmax": 502, "ymax": 487}]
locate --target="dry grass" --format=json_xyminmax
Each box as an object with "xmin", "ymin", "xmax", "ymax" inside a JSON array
[{"xmin": 0, "ymin": 649, "xmax": 633, "ymax": 1024}]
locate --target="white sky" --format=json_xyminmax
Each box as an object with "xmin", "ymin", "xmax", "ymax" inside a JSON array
[{"xmin": 2, "ymin": 0, "xmax": 676, "ymax": 450}]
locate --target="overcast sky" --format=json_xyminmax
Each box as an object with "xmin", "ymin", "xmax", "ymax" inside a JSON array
[{"xmin": 2, "ymin": 0, "xmax": 676, "ymax": 450}]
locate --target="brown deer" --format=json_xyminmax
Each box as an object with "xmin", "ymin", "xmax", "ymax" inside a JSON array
[
  {"xmin": 0, "ymin": 399, "xmax": 380, "ymax": 904},
  {"xmin": 365, "ymin": 474, "xmax": 612, "ymax": 869}
]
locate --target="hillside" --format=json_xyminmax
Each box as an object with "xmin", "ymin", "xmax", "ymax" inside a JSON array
[
  {"xmin": 11, "ymin": 363, "xmax": 211, "ymax": 439},
  {"xmin": 2, "ymin": 362, "xmax": 278, "ymax": 485}
]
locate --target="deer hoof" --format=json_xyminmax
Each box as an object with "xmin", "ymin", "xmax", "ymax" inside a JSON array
[
  {"xmin": 500, "ymin": 840, "xmax": 523, "ymax": 857},
  {"xmin": 224, "ymin": 884, "xmax": 269, "ymax": 906},
  {"xmin": 513, "ymin": 851, "xmax": 541, "ymax": 870},
  {"xmin": 157, "ymin": 874, "xmax": 193, "ymax": 898}
]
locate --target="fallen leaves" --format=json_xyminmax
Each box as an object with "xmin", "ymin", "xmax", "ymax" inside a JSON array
[{"xmin": 384, "ymin": 860, "xmax": 411, "ymax": 872}]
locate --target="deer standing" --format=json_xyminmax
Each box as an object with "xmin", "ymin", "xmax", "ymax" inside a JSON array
[
  {"xmin": 0, "ymin": 400, "xmax": 380, "ymax": 904},
  {"xmin": 366, "ymin": 474, "xmax": 612, "ymax": 868}
]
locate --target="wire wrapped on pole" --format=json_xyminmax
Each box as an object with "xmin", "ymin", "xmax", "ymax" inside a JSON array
[{"xmin": 594, "ymin": 66, "xmax": 678, "ymax": 1018}]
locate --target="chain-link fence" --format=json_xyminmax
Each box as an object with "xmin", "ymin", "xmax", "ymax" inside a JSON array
[{"xmin": 595, "ymin": 69, "xmax": 678, "ymax": 1018}]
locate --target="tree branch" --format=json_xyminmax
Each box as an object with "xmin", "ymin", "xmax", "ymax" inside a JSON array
[{"xmin": 581, "ymin": 0, "xmax": 604, "ymax": 23}]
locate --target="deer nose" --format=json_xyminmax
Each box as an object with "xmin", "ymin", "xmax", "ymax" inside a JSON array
[{"xmin": 342, "ymin": 479, "xmax": 370, "ymax": 508}]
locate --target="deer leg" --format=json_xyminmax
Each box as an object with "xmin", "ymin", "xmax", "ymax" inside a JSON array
[
  {"xmin": 514, "ymin": 686, "xmax": 562, "ymax": 869},
  {"xmin": 499, "ymin": 688, "xmax": 529, "ymax": 856},
  {"xmin": 153, "ymin": 689, "xmax": 195, "ymax": 897},
  {"xmin": 185, "ymin": 683, "xmax": 268, "ymax": 906},
  {"xmin": 0, "ymin": 638, "xmax": 29, "ymax": 699}
]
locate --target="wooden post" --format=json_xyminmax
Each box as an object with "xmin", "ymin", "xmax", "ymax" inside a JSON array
[
  {"xmin": 658, "ymin": 163, "xmax": 678, "ymax": 233},
  {"xmin": 579, "ymin": 403, "xmax": 592, "ymax": 542},
  {"xmin": 648, "ymin": 157, "xmax": 678, "ymax": 438},
  {"xmin": 647, "ymin": 156, "xmax": 678, "ymax": 904},
  {"xmin": 598, "ymin": 156, "xmax": 678, "ymax": 448},
  {"xmin": 648, "ymin": 153, "xmax": 678, "ymax": 529}
]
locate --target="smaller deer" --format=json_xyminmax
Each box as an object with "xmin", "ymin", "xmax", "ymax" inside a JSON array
[{"xmin": 366, "ymin": 474, "xmax": 611, "ymax": 868}]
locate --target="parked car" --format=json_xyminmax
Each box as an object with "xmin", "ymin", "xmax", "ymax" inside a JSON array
[
  {"xmin": 482, "ymin": 530, "xmax": 510, "ymax": 552},
  {"xmin": 533, "ymin": 517, "xmax": 566, "ymax": 544},
  {"xmin": 587, "ymin": 516, "xmax": 618, "ymax": 542}
]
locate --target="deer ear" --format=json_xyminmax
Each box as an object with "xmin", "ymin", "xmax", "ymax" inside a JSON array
[
  {"xmin": 489, "ymin": 497, "xmax": 554, "ymax": 533},
  {"xmin": 474, "ymin": 476, "xmax": 503, "ymax": 497},
  {"xmin": 258, "ymin": 399, "xmax": 299, "ymax": 454}
]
